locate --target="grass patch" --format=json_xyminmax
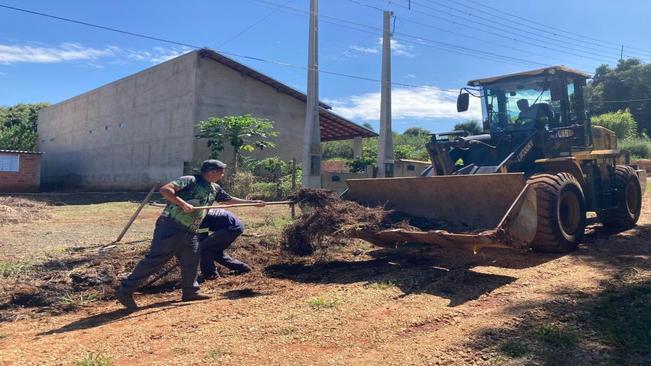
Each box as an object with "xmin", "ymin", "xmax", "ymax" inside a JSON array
[
  {"xmin": 592, "ymin": 275, "xmax": 651, "ymax": 356},
  {"xmin": 206, "ymin": 347, "xmax": 230, "ymax": 359},
  {"xmin": 499, "ymin": 340, "xmax": 528, "ymax": 358},
  {"xmin": 0, "ymin": 333, "xmax": 7, "ymax": 340},
  {"xmin": 278, "ymin": 327, "xmax": 295, "ymax": 336},
  {"xmin": 74, "ymin": 352, "xmax": 112, "ymax": 366},
  {"xmin": 367, "ymin": 280, "xmax": 397, "ymax": 290},
  {"xmin": 58, "ymin": 292, "xmax": 99, "ymax": 308},
  {"xmin": 307, "ymin": 297, "xmax": 339, "ymax": 310},
  {"xmin": 530, "ymin": 323, "xmax": 577, "ymax": 347},
  {"xmin": 0, "ymin": 261, "xmax": 27, "ymax": 278}
]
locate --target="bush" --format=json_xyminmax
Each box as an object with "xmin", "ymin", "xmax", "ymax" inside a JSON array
[
  {"xmin": 221, "ymin": 171, "xmax": 256, "ymax": 199},
  {"xmin": 620, "ymin": 137, "xmax": 651, "ymax": 159},
  {"xmin": 591, "ymin": 110, "xmax": 638, "ymax": 139}
]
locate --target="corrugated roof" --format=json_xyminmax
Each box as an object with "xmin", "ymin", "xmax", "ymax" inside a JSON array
[
  {"xmin": 468, "ymin": 66, "xmax": 591, "ymax": 86},
  {"xmin": 0, "ymin": 150, "xmax": 42, "ymax": 155},
  {"xmin": 198, "ymin": 48, "xmax": 377, "ymax": 141}
]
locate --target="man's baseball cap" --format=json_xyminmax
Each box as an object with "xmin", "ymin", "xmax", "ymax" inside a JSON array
[{"xmin": 201, "ymin": 159, "xmax": 226, "ymax": 172}]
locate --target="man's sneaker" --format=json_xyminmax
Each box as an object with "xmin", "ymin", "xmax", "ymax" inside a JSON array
[
  {"xmin": 233, "ymin": 264, "xmax": 252, "ymax": 275},
  {"xmin": 181, "ymin": 292, "xmax": 211, "ymax": 302},
  {"xmin": 115, "ymin": 290, "xmax": 138, "ymax": 310},
  {"xmin": 197, "ymin": 273, "xmax": 220, "ymax": 283}
]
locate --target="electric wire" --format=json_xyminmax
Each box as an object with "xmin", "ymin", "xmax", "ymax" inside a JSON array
[
  {"xmin": 462, "ymin": 0, "xmax": 651, "ymax": 57},
  {"xmin": 217, "ymin": 0, "xmax": 294, "ymax": 48}
]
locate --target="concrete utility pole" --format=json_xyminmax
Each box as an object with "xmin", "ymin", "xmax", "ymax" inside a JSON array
[
  {"xmin": 302, "ymin": 0, "xmax": 322, "ymax": 188},
  {"xmin": 377, "ymin": 10, "xmax": 394, "ymax": 178}
]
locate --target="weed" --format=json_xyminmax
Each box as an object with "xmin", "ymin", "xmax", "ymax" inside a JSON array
[
  {"xmin": 368, "ymin": 280, "xmax": 397, "ymax": 290},
  {"xmin": 0, "ymin": 333, "xmax": 7, "ymax": 340},
  {"xmin": 0, "ymin": 261, "xmax": 27, "ymax": 278},
  {"xmin": 307, "ymin": 297, "xmax": 339, "ymax": 310},
  {"xmin": 206, "ymin": 347, "xmax": 230, "ymax": 359},
  {"xmin": 263, "ymin": 215, "xmax": 293, "ymax": 229},
  {"xmin": 531, "ymin": 323, "xmax": 577, "ymax": 347},
  {"xmin": 499, "ymin": 340, "xmax": 528, "ymax": 358},
  {"xmin": 279, "ymin": 327, "xmax": 295, "ymax": 336},
  {"xmin": 58, "ymin": 292, "xmax": 99, "ymax": 308},
  {"xmin": 74, "ymin": 352, "xmax": 112, "ymax": 366}
]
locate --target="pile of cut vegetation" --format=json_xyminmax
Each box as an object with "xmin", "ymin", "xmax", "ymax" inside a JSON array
[
  {"xmin": 0, "ymin": 244, "xmax": 179, "ymax": 320},
  {"xmin": 282, "ymin": 188, "xmax": 471, "ymax": 256},
  {"xmin": 0, "ymin": 197, "xmax": 51, "ymax": 225}
]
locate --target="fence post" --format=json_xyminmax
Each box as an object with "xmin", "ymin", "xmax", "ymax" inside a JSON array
[{"xmin": 291, "ymin": 158, "xmax": 297, "ymax": 219}]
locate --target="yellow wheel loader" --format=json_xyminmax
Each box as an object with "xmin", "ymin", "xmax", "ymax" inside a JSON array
[{"xmin": 343, "ymin": 66, "xmax": 646, "ymax": 253}]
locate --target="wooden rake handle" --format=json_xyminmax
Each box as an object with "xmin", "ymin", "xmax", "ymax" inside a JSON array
[{"xmin": 192, "ymin": 200, "xmax": 294, "ymax": 210}]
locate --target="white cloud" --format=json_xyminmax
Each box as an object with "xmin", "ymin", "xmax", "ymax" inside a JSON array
[
  {"xmin": 0, "ymin": 42, "xmax": 191, "ymax": 65},
  {"xmin": 405, "ymin": 73, "xmax": 416, "ymax": 79},
  {"xmin": 375, "ymin": 38, "xmax": 415, "ymax": 57},
  {"xmin": 326, "ymin": 86, "xmax": 482, "ymax": 121},
  {"xmin": 0, "ymin": 43, "xmax": 115, "ymax": 64},
  {"xmin": 349, "ymin": 45, "xmax": 378, "ymax": 54}
]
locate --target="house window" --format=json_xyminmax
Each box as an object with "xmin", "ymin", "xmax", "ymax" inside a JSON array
[
  {"xmin": 0, "ymin": 154, "xmax": 19, "ymax": 172},
  {"xmin": 407, "ymin": 165, "xmax": 415, "ymax": 171},
  {"xmin": 331, "ymin": 175, "xmax": 341, "ymax": 182},
  {"xmin": 119, "ymin": 122, "xmax": 128, "ymax": 128}
]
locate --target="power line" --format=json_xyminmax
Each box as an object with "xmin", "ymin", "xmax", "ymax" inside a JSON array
[
  {"xmin": 0, "ymin": 2, "xmax": 459, "ymax": 94},
  {"xmin": 383, "ymin": 0, "xmax": 620, "ymax": 65},
  {"xmin": 217, "ymin": 0, "xmax": 294, "ymax": 48},
  {"xmin": 587, "ymin": 97, "xmax": 651, "ymax": 104},
  {"xmin": 0, "ymin": 3, "xmax": 200, "ymax": 49},
  {"xmin": 463, "ymin": 0, "xmax": 651, "ymax": 58},
  {"xmin": 251, "ymin": 0, "xmax": 570, "ymax": 69},
  {"xmin": 416, "ymin": 0, "xmax": 642, "ymax": 62}
]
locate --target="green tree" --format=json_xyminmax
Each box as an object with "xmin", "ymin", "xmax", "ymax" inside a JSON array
[
  {"xmin": 453, "ymin": 119, "xmax": 483, "ymax": 135},
  {"xmin": 0, "ymin": 103, "xmax": 49, "ymax": 151},
  {"xmin": 196, "ymin": 114, "xmax": 278, "ymax": 172},
  {"xmin": 403, "ymin": 127, "xmax": 431, "ymax": 136},
  {"xmin": 587, "ymin": 59, "xmax": 651, "ymax": 133}
]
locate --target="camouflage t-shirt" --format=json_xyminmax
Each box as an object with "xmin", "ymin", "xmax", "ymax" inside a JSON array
[{"xmin": 160, "ymin": 175, "xmax": 232, "ymax": 232}]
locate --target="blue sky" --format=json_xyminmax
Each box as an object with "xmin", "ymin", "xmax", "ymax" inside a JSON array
[{"xmin": 1, "ymin": 0, "xmax": 650, "ymax": 133}]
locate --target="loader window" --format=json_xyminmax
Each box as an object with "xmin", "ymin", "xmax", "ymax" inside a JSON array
[{"xmin": 485, "ymin": 78, "xmax": 557, "ymax": 133}]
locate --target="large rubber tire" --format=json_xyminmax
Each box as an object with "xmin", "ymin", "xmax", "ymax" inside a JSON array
[
  {"xmin": 527, "ymin": 173, "xmax": 587, "ymax": 253},
  {"xmin": 597, "ymin": 165, "xmax": 642, "ymax": 230}
]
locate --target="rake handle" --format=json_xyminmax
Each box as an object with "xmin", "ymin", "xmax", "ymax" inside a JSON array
[{"xmin": 192, "ymin": 200, "xmax": 294, "ymax": 210}]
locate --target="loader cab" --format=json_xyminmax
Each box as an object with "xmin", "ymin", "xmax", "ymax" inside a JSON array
[{"xmin": 459, "ymin": 66, "xmax": 592, "ymax": 153}]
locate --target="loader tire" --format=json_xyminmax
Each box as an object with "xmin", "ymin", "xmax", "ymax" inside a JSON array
[
  {"xmin": 597, "ymin": 165, "xmax": 642, "ymax": 230},
  {"xmin": 527, "ymin": 173, "xmax": 586, "ymax": 253}
]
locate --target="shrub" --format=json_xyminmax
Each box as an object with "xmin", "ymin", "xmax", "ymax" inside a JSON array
[
  {"xmin": 591, "ymin": 110, "xmax": 638, "ymax": 139},
  {"xmin": 620, "ymin": 137, "xmax": 651, "ymax": 159},
  {"xmin": 221, "ymin": 171, "xmax": 256, "ymax": 199}
]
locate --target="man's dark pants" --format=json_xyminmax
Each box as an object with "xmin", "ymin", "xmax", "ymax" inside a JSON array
[
  {"xmin": 198, "ymin": 209, "xmax": 248, "ymax": 277},
  {"xmin": 119, "ymin": 217, "xmax": 200, "ymax": 296}
]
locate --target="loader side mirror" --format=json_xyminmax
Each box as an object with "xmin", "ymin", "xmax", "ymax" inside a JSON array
[{"xmin": 457, "ymin": 92, "xmax": 469, "ymax": 112}]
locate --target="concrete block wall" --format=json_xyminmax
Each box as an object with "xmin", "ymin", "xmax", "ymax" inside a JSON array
[
  {"xmin": 38, "ymin": 52, "xmax": 199, "ymax": 190},
  {"xmin": 192, "ymin": 55, "xmax": 306, "ymax": 170},
  {"xmin": 0, "ymin": 153, "xmax": 41, "ymax": 192}
]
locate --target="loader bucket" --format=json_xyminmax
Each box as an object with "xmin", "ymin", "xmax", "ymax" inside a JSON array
[{"xmin": 342, "ymin": 173, "xmax": 538, "ymax": 251}]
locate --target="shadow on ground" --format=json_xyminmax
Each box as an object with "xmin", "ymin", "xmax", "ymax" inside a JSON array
[
  {"xmin": 265, "ymin": 246, "xmax": 563, "ymax": 306},
  {"xmin": 38, "ymin": 300, "xmax": 193, "ymax": 336},
  {"xmin": 469, "ymin": 222, "xmax": 651, "ymax": 365}
]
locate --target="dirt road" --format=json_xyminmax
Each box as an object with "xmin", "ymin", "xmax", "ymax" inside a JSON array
[{"xmin": 0, "ymin": 190, "xmax": 649, "ymax": 365}]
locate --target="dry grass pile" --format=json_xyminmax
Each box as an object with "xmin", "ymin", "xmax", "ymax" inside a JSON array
[
  {"xmin": 0, "ymin": 244, "xmax": 179, "ymax": 320},
  {"xmin": 0, "ymin": 197, "xmax": 51, "ymax": 225},
  {"xmin": 283, "ymin": 189, "xmax": 473, "ymax": 256}
]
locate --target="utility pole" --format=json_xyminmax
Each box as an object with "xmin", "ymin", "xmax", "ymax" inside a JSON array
[
  {"xmin": 377, "ymin": 10, "xmax": 394, "ymax": 178},
  {"xmin": 620, "ymin": 45, "xmax": 624, "ymax": 61},
  {"xmin": 302, "ymin": 0, "xmax": 321, "ymax": 188}
]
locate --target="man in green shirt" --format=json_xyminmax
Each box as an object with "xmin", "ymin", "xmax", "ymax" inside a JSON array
[{"xmin": 116, "ymin": 159, "xmax": 264, "ymax": 310}]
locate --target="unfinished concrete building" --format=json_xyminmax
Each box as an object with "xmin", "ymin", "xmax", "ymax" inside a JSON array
[{"xmin": 38, "ymin": 49, "xmax": 375, "ymax": 190}]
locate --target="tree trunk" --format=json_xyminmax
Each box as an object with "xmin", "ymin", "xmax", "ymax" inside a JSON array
[{"xmin": 233, "ymin": 149, "xmax": 239, "ymax": 174}]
